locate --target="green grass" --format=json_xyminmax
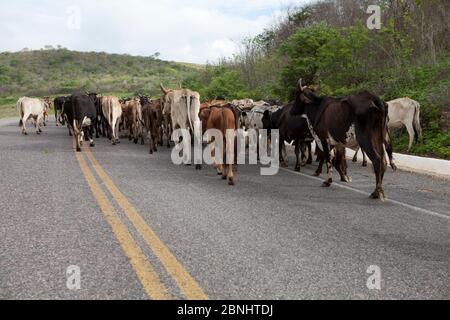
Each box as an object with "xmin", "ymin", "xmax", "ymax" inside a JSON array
[
  {"xmin": 0, "ymin": 96, "xmax": 19, "ymax": 119},
  {"xmin": 391, "ymin": 129, "xmax": 450, "ymax": 160}
]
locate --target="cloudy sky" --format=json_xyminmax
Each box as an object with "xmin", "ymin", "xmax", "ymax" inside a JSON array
[{"xmin": 0, "ymin": 0, "xmax": 309, "ymax": 63}]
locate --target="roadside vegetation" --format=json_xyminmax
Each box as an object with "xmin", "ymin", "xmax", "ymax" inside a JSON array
[{"xmin": 184, "ymin": 0, "xmax": 450, "ymax": 159}]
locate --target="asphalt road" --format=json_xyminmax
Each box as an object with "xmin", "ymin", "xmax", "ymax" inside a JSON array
[{"xmin": 0, "ymin": 118, "xmax": 449, "ymax": 300}]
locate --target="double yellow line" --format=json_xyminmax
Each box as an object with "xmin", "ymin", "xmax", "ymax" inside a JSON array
[{"xmin": 76, "ymin": 146, "xmax": 208, "ymax": 300}]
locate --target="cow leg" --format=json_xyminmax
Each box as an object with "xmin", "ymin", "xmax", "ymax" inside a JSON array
[
  {"xmin": 73, "ymin": 120, "xmax": 81, "ymax": 152},
  {"xmin": 405, "ymin": 123, "xmax": 415, "ymax": 152},
  {"xmin": 294, "ymin": 141, "xmax": 301, "ymax": 172},
  {"xmin": 225, "ymin": 133, "xmax": 235, "ymax": 185},
  {"xmin": 36, "ymin": 115, "xmax": 43, "ymax": 134},
  {"xmin": 279, "ymin": 138, "xmax": 288, "ymax": 168},
  {"xmin": 335, "ymin": 147, "xmax": 351, "ymax": 182},
  {"xmin": 147, "ymin": 130, "xmax": 154, "ymax": 154},
  {"xmin": 21, "ymin": 113, "xmax": 30, "ymax": 135},
  {"xmin": 300, "ymin": 142, "xmax": 308, "ymax": 167},
  {"xmin": 352, "ymin": 147, "xmax": 359, "ymax": 163},
  {"xmin": 362, "ymin": 150, "xmax": 368, "ymax": 167},
  {"xmin": 358, "ymin": 136, "xmax": 386, "ymax": 200},
  {"xmin": 322, "ymin": 145, "xmax": 333, "ymax": 187},
  {"xmin": 115, "ymin": 118, "xmax": 121, "ymax": 144},
  {"xmin": 306, "ymin": 142, "xmax": 313, "ymax": 165},
  {"xmin": 86, "ymin": 127, "xmax": 95, "ymax": 147},
  {"xmin": 385, "ymin": 139, "xmax": 397, "ymax": 171},
  {"xmin": 111, "ymin": 118, "xmax": 117, "ymax": 145},
  {"xmin": 95, "ymin": 119, "xmax": 100, "ymax": 139},
  {"xmin": 153, "ymin": 131, "xmax": 158, "ymax": 153}
]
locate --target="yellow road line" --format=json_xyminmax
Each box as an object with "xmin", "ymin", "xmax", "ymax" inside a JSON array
[
  {"xmin": 83, "ymin": 147, "xmax": 209, "ymax": 300},
  {"xmin": 75, "ymin": 152, "xmax": 171, "ymax": 300}
]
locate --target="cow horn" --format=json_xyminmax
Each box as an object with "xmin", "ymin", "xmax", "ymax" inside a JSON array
[
  {"xmin": 160, "ymin": 83, "xmax": 169, "ymax": 95},
  {"xmin": 298, "ymin": 79, "xmax": 304, "ymax": 92}
]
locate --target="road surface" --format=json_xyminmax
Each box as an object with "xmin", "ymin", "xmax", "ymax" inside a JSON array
[{"xmin": 0, "ymin": 119, "xmax": 449, "ymax": 300}]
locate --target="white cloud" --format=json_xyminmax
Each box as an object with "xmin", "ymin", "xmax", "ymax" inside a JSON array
[{"xmin": 0, "ymin": 0, "xmax": 308, "ymax": 63}]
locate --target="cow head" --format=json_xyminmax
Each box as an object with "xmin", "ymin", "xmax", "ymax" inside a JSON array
[{"xmin": 292, "ymin": 79, "xmax": 321, "ymax": 116}]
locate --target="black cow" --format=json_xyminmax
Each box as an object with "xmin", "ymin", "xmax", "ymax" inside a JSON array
[
  {"xmin": 63, "ymin": 91, "xmax": 97, "ymax": 152},
  {"xmin": 262, "ymin": 104, "xmax": 313, "ymax": 172},
  {"xmin": 291, "ymin": 79, "xmax": 391, "ymax": 200},
  {"xmin": 87, "ymin": 93, "xmax": 105, "ymax": 139},
  {"xmin": 54, "ymin": 96, "xmax": 69, "ymax": 126}
]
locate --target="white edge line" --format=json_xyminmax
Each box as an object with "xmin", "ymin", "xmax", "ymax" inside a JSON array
[{"xmin": 280, "ymin": 168, "xmax": 450, "ymax": 221}]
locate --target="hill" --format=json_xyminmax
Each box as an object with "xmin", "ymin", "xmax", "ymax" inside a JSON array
[
  {"xmin": 0, "ymin": 49, "xmax": 201, "ymax": 97},
  {"xmin": 0, "ymin": 48, "xmax": 201, "ymax": 118}
]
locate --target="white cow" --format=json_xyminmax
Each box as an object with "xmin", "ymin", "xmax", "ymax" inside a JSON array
[
  {"xmin": 17, "ymin": 97, "xmax": 49, "ymax": 135},
  {"xmin": 353, "ymin": 97, "xmax": 423, "ymax": 165},
  {"xmin": 161, "ymin": 84, "xmax": 201, "ymax": 166},
  {"xmin": 387, "ymin": 97, "xmax": 423, "ymax": 150},
  {"xmin": 161, "ymin": 84, "xmax": 201, "ymax": 135},
  {"xmin": 101, "ymin": 96, "xmax": 123, "ymax": 145}
]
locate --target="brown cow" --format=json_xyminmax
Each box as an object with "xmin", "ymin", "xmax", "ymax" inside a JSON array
[
  {"xmin": 142, "ymin": 100, "xmax": 164, "ymax": 154},
  {"xmin": 122, "ymin": 98, "xmax": 144, "ymax": 144},
  {"xmin": 291, "ymin": 79, "xmax": 389, "ymax": 200},
  {"xmin": 199, "ymin": 104, "xmax": 236, "ymax": 186}
]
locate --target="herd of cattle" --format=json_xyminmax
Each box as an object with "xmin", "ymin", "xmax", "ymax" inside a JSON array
[{"xmin": 16, "ymin": 79, "xmax": 424, "ymax": 200}]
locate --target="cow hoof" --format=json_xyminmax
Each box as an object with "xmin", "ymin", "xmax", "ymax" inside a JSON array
[
  {"xmin": 36, "ymin": 131, "xmax": 41, "ymax": 135},
  {"xmin": 90, "ymin": 142, "xmax": 95, "ymax": 147},
  {"xmin": 391, "ymin": 164, "xmax": 398, "ymax": 172},
  {"xmin": 195, "ymin": 165, "xmax": 202, "ymax": 170},
  {"xmin": 352, "ymin": 158, "xmax": 358, "ymax": 163},
  {"xmin": 322, "ymin": 179, "xmax": 332, "ymax": 187},
  {"xmin": 371, "ymin": 190, "xmax": 386, "ymax": 201},
  {"xmin": 76, "ymin": 148, "xmax": 81, "ymax": 152},
  {"xmin": 307, "ymin": 159, "xmax": 313, "ymax": 165},
  {"xmin": 23, "ymin": 132, "xmax": 28, "ymax": 136},
  {"xmin": 341, "ymin": 176, "xmax": 352, "ymax": 183},
  {"xmin": 295, "ymin": 166, "xmax": 301, "ymax": 172},
  {"xmin": 362, "ymin": 161, "xmax": 368, "ymax": 167},
  {"xmin": 313, "ymin": 172, "xmax": 320, "ymax": 177},
  {"xmin": 222, "ymin": 175, "xmax": 227, "ymax": 180},
  {"xmin": 228, "ymin": 179, "xmax": 235, "ymax": 186}
]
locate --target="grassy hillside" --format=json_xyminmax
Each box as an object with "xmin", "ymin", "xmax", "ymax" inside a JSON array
[{"xmin": 0, "ymin": 49, "xmax": 201, "ymax": 118}]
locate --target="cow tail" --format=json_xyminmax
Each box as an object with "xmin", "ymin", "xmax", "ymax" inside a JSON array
[
  {"xmin": 412, "ymin": 100, "xmax": 423, "ymax": 143},
  {"xmin": 17, "ymin": 99, "xmax": 23, "ymax": 125},
  {"xmin": 221, "ymin": 108, "xmax": 226, "ymax": 137},
  {"xmin": 186, "ymin": 95, "xmax": 194, "ymax": 133},
  {"xmin": 109, "ymin": 99, "xmax": 113, "ymax": 128}
]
